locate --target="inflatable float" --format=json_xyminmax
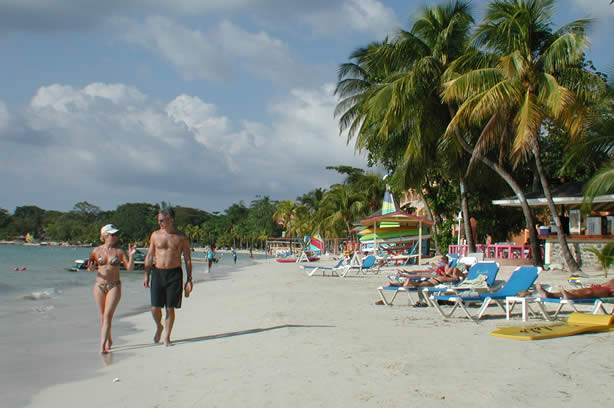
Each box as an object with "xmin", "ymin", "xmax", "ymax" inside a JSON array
[
  {"xmin": 14, "ymin": 267, "xmax": 27, "ymax": 271},
  {"xmin": 491, "ymin": 312, "xmax": 614, "ymax": 340}
]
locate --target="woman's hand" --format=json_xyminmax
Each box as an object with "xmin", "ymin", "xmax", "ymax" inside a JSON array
[{"xmin": 128, "ymin": 243, "xmax": 137, "ymax": 257}]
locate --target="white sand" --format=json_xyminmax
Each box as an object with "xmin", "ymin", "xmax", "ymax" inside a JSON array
[{"xmin": 27, "ymin": 259, "xmax": 614, "ymax": 407}]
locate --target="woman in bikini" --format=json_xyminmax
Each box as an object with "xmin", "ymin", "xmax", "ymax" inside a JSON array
[{"xmin": 87, "ymin": 224, "xmax": 137, "ymax": 354}]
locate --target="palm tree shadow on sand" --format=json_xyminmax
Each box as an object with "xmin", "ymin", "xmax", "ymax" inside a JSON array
[{"xmin": 110, "ymin": 324, "xmax": 335, "ymax": 353}]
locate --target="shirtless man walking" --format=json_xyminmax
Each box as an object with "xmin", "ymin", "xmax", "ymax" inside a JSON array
[{"xmin": 143, "ymin": 207, "xmax": 193, "ymax": 346}]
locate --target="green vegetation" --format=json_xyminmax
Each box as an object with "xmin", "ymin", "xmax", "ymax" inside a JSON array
[
  {"xmin": 334, "ymin": 0, "xmax": 613, "ymax": 267},
  {"xmin": 583, "ymin": 243, "xmax": 614, "ymax": 277},
  {"xmin": 3, "ymin": 1, "xmax": 613, "ymax": 264}
]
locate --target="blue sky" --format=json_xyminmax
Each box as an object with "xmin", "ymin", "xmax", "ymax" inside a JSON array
[{"xmin": 1, "ymin": 0, "xmax": 612, "ymax": 214}]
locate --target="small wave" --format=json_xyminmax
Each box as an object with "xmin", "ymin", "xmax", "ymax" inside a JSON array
[
  {"xmin": 34, "ymin": 305, "xmax": 55, "ymax": 313},
  {"xmin": 20, "ymin": 288, "xmax": 60, "ymax": 301}
]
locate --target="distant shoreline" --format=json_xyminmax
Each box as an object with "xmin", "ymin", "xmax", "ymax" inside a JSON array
[{"xmin": 0, "ymin": 240, "xmax": 92, "ymax": 248}]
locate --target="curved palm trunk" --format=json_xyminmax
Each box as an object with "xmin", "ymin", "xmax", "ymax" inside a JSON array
[
  {"xmin": 418, "ymin": 189, "xmax": 440, "ymax": 254},
  {"xmin": 532, "ymin": 142, "xmax": 581, "ymax": 273},
  {"xmin": 448, "ymin": 104, "xmax": 476, "ymax": 254},
  {"xmin": 459, "ymin": 175, "xmax": 476, "ymax": 253},
  {"xmin": 455, "ymin": 135, "xmax": 543, "ymax": 265}
]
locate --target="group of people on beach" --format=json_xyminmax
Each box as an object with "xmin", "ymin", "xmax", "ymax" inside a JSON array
[
  {"xmin": 379, "ymin": 254, "xmax": 614, "ymax": 307},
  {"xmin": 88, "ymin": 207, "xmax": 192, "ymax": 354}
]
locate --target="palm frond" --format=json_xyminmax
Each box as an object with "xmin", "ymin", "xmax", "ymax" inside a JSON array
[{"xmin": 582, "ymin": 163, "xmax": 614, "ymax": 211}]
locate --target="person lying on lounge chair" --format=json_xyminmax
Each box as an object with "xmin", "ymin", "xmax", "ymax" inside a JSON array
[
  {"xmin": 400, "ymin": 264, "xmax": 469, "ymax": 288},
  {"xmin": 536, "ymin": 278, "xmax": 614, "ymax": 299},
  {"xmin": 389, "ymin": 256, "xmax": 466, "ymax": 287}
]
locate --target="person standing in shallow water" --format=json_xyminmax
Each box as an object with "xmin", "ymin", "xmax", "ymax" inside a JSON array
[
  {"xmin": 88, "ymin": 224, "xmax": 137, "ymax": 354},
  {"xmin": 143, "ymin": 207, "xmax": 192, "ymax": 347},
  {"xmin": 207, "ymin": 244, "xmax": 215, "ymax": 273},
  {"xmin": 232, "ymin": 247, "xmax": 237, "ymax": 264}
]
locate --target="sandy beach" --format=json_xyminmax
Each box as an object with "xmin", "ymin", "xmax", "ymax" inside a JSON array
[{"xmin": 25, "ymin": 258, "xmax": 614, "ymax": 407}]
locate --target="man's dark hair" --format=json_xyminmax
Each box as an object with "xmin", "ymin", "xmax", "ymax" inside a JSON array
[{"xmin": 160, "ymin": 206, "xmax": 175, "ymax": 219}]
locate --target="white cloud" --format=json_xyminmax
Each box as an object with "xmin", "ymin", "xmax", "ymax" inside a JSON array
[
  {"xmin": 303, "ymin": 0, "xmax": 399, "ymax": 40},
  {"xmin": 0, "ymin": 100, "xmax": 9, "ymax": 132},
  {"xmin": 117, "ymin": 16, "xmax": 312, "ymax": 86},
  {"xmin": 120, "ymin": 16, "xmax": 229, "ymax": 82},
  {"xmin": 0, "ymin": 82, "xmax": 368, "ymax": 211},
  {"xmin": 568, "ymin": 0, "xmax": 614, "ymax": 17}
]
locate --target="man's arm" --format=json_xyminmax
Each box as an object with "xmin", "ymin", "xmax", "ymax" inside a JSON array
[
  {"xmin": 182, "ymin": 236, "xmax": 192, "ymax": 282},
  {"xmin": 143, "ymin": 233, "xmax": 156, "ymax": 288}
]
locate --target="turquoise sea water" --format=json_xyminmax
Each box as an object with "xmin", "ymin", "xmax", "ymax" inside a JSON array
[{"xmin": 0, "ymin": 244, "xmax": 261, "ymax": 407}]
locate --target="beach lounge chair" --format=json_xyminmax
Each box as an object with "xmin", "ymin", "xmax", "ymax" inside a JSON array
[
  {"xmin": 429, "ymin": 266, "xmax": 540, "ymax": 321},
  {"xmin": 593, "ymin": 297, "xmax": 614, "ymax": 314},
  {"xmin": 338, "ymin": 255, "xmax": 378, "ymax": 277},
  {"xmin": 377, "ymin": 262, "xmax": 500, "ymax": 306},
  {"xmin": 385, "ymin": 253, "xmax": 461, "ymax": 284},
  {"xmin": 535, "ymin": 297, "xmax": 605, "ymax": 321},
  {"xmin": 422, "ymin": 262, "xmax": 500, "ymax": 299},
  {"xmin": 300, "ymin": 258, "xmax": 345, "ymax": 277}
]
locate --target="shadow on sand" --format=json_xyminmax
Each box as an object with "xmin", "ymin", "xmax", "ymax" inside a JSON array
[{"xmin": 109, "ymin": 323, "xmax": 335, "ymax": 354}]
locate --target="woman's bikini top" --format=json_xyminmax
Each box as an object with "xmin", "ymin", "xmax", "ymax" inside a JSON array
[{"xmin": 97, "ymin": 255, "xmax": 121, "ymax": 266}]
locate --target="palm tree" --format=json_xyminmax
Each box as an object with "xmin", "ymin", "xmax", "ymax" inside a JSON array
[
  {"xmin": 322, "ymin": 184, "xmax": 368, "ymax": 237},
  {"xmin": 273, "ymin": 200, "xmax": 297, "ymax": 236},
  {"xmin": 442, "ymin": 0, "xmax": 606, "ymax": 271},
  {"xmin": 335, "ymin": 1, "xmax": 479, "ymax": 253}
]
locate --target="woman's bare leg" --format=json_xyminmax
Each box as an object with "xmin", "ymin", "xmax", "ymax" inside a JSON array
[
  {"xmin": 93, "ymin": 284, "xmax": 106, "ymax": 353},
  {"xmin": 100, "ymin": 286, "xmax": 121, "ymax": 353}
]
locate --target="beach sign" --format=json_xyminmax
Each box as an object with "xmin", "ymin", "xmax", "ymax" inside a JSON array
[{"xmin": 491, "ymin": 313, "xmax": 614, "ymax": 340}]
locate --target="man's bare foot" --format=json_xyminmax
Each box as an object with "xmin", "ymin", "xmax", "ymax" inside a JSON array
[
  {"xmin": 164, "ymin": 337, "xmax": 173, "ymax": 347},
  {"xmin": 154, "ymin": 324, "xmax": 164, "ymax": 343}
]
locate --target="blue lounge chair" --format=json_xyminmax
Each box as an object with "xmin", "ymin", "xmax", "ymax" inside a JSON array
[
  {"xmin": 535, "ymin": 297, "xmax": 603, "ymax": 321},
  {"xmin": 593, "ymin": 297, "xmax": 614, "ymax": 314},
  {"xmin": 339, "ymin": 255, "xmax": 378, "ymax": 277},
  {"xmin": 429, "ymin": 266, "xmax": 540, "ymax": 321},
  {"xmin": 300, "ymin": 258, "xmax": 345, "ymax": 277},
  {"xmin": 377, "ymin": 262, "xmax": 500, "ymax": 306}
]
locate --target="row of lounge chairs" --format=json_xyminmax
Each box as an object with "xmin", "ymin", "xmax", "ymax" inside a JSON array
[
  {"xmin": 300, "ymin": 255, "xmax": 379, "ymax": 277},
  {"xmin": 299, "ymin": 255, "xmax": 614, "ymax": 321}
]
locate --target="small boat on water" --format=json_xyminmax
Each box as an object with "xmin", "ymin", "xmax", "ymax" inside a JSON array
[{"xmin": 67, "ymin": 259, "xmax": 88, "ymax": 272}]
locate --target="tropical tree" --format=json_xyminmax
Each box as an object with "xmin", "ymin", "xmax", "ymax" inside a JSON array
[
  {"xmin": 335, "ymin": 1, "xmax": 479, "ymax": 252},
  {"xmin": 583, "ymin": 243, "xmax": 614, "ymax": 277},
  {"xmin": 442, "ymin": 0, "xmax": 606, "ymax": 270},
  {"xmin": 273, "ymin": 200, "xmax": 298, "ymax": 236},
  {"xmin": 322, "ymin": 183, "xmax": 368, "ymax": 236}
]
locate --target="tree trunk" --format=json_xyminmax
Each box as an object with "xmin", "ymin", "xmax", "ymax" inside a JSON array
[
  {"xmin": 417, "ymin": 189, "xmax": 439, "ymax": 256},
  {"xmin": 420, "ymin": 187, "xmax": 442, "ymax": 254},
  {"xmin": 448, "ymin": 103, "xmax": 476, "ymax": 254},
  {"xmin": 455, "ymin": 135, "xmax": 543, "ymax": 266},
  {"xmin": 532, "ymin": 141, "xmax": 581, "ymax": 273},
  {"xmin": 459, "ymin": 175, "xmax": 476, "ymax": 253}
]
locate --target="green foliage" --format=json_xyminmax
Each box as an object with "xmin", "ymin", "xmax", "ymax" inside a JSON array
[
  {"xmin": 111, "ymin": 203, "xmax": 159, "ymax": 244},
  {"xmin": 583, "ymin": 243, "xmax": 614, "ymax": 277}
]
